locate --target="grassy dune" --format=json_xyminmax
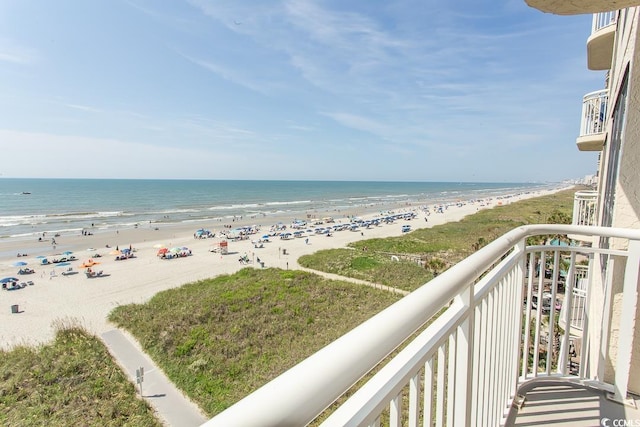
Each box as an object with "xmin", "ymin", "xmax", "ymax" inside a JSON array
[
  {"xmin": 0, "ymin": 324, "xmax": 160, "ymax": 427},
  {"xmin": 108, "ymin": 268, "xmax": 402, "ymax": 415}
]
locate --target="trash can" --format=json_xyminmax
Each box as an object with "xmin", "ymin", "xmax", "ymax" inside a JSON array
[{"xmin": 11, "ymin": 304, "xmax": 19, "ymax": 314}]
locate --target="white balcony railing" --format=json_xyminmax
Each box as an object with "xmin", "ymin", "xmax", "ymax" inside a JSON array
[
  {"xmin": 203, "ymin": 225, "xmax": 640, "ymax": 427},
  {"xmin": 579, "ymin": 90, "xmax": 608, "ymax": 137},
  {"xmin": 592, "ymin": 11, "xmax": 617, "ymax": 34},
  {"xmin": 570, "ymin": 264, "xmax": 589, "ymax": 332},
  {"xmin": 572, "ymin": 190, "xmax": 598, "ymax": 226}
]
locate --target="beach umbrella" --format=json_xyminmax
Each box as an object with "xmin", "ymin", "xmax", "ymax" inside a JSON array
[
  {"xmin": 157, "ymin": 248, "xmax": 168, "ymax": 255},
  {"xmin": 55, "ymin": 262, "xmax": 71, "ymax": 267},
  {"xmin": 35, "ymin": 255, "xmax": 46, "ymax": 259},
  {"xmin": 62, "ymin": 251, "xmax": 73, "ymax": 255},
  {"xmin": 153, "ymin": 243, "xmax": 165, "ymax": 249},
  {"xmin": 109, "ymin": 249, "xmax": 122, "ymax": 255},
  {"xmin": 1, "ymin": 277, "xmax": 19, "ymax": 283},
  {"xmin": 13, "ymin": 261, "xmax": 28, "ymax": 267}
]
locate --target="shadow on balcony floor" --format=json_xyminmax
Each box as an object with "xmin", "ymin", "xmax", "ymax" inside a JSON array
[{"xmin": 505, "ymin": 379, "xmax": 640, "ymax": 426}]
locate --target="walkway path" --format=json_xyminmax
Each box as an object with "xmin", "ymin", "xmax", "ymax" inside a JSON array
[
  {"xmin": 101, "ymin": 329, "xmax": 208, "ymax": 427},
  {"xmin": 296, "ymin": 266, "xmax": 410, "ymax": 296}
]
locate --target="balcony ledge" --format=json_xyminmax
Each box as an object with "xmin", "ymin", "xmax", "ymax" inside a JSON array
[
  {"xmin": 525, "ymin": 0, "xmax": 639, "ymax": 15},
  {"xmin": 587, "ymin": 22, "xmax": 615, "ymax": 70},
  {"xmin": 577, "ymin": 132, "xmax": 605, "ymax": 151}
]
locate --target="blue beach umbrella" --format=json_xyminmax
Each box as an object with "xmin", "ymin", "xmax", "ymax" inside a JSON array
[
  {"xmin": 62, "ymin": 251, "xmax": 74, "ymax": 255},
  {"xmin": 35, "ymin": 255, "xmax": 46, "ymax": 259},
  {"xmin": 13, "ymin": 261, "xmax": 28, "ymax": 267},
  {"xmin": 1, "ymin": 277, "xmax": 19, "ymax": 283},
  {"xmin": 55, "ymin": 262, "xmax": 71, "ymax": 267}
]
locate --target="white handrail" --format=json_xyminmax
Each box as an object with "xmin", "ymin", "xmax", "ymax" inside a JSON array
[{"xmin": 203, "ymin": 225, "xmax": 640, "ymax": 426}]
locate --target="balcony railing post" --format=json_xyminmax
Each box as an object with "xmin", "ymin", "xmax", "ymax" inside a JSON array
[
  {"xmin": 559, "ymin": 252, "xmax": 577, "ymax": 376},
  {"xmin": 598, "ymin": 255, "xmax": 616, "ymax": 382},
  {"xmin": 453, "ymin": 284, "xmax": 474, "ymax": 426},
  {"xmin": 521, "ymin": 252, "xmax": 535, "ymax": 380},
  {"xmin": 581, "ymin": 253, "xmax": 595, "ymax": 379},
  {"xmin": 613, "ymin": 240, "xmax": 640, "ymax": 403}
]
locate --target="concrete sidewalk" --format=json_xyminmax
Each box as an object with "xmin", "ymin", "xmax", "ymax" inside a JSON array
[{"xmin": 101, "ymin": 329, "xmax": 208, "ymax": 427}]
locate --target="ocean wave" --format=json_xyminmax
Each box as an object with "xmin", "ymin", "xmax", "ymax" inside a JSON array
[
  {"xmin": 264, "ymin": 200, "xmax": 311, "ymax": 206},
  {"xmin": 154, "ymin": 208, "xmax": 199, "ymax": 214},
  {"xmin": 208, "ymin": 203, "xmax": 261, "ymax": 211}
]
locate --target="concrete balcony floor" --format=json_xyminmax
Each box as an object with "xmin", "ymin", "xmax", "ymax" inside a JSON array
[{"xmin": 506, "ymin": 379, "xmax": 640, "ymax": 426}]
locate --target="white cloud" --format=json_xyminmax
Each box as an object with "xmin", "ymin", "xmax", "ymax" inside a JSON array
[{"xmin": 0, "ymin": 38, "xmax": 37, "ymax": 64}]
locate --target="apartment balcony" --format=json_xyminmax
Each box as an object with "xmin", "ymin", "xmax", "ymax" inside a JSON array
[
  {"xmin": 569, "ymin": 190, "xmax": 598, "ymax": 246},
  {"xmin": 577, "ymin": 89, "xmax": 608, "ymax": 151},
  {"xmin": 525, "ymin": 0, "xmax": 636, "ymax": 15},
  {"xmin": 203, "ymin": 224, "xmax": 640, "ymax": 427},
  {"xmin": 588, "ymin": 12, "xmax": 617, "ymax": 70}
]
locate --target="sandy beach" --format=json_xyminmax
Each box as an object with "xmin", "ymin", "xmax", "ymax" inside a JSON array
[{"xmin": 0, "ymin": 187, "xmax": 569, "ymax": 350}]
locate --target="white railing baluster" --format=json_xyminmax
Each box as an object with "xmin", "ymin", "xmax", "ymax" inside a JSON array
[
  {"xmin": 454, "ymin": 285, "xmax": 473, "ymax": 426},
  {"xmin": 497, "ymin": 278, "xmax": 507, "ymax": 419},
  {"xmin": 484, "ymin": 289, "xmax": 495, "ymax": 426},
  {"xmin": 598, "ymin": 255, "xmax": 615, "ymax": 382},
  {"xmin": 470, "ymin": 304, "xmax": 481, "ymax": 425},
  {"xmin": 580, "ymin": 254, "xmax": 595, "ymax": 379},
  {"xmin": 546, "ymin": 250, "xmax": 560, "ymax": 375},
  {"xmin": 476, "ymin": 299, "xmax": 488, "ymax": 425},
  {"xmin": 446, "ymin": 332, "xmax": 456, "ymax": 427},
  {"xmin": 424, "ymin": 357, "xmax": 434, "ymax": 427},
  {"xmin": 436, "ymin": 344, "xmax": 446, "ymax": 427},
  {"xmin": 522, "ymin": 252, "xmax": 535, "ymax": 379},
  {"xmin": 389, "ymin": 393, "xmax": 401, "ymax": 427},
  {"xmin": 559, "ymin": 252, "xmax": 577, "ymax": 375},
  {"xmin": 506, "ymin": 270, "xmax": 518, "ymax": 416},
  {"xmin": 408, "ymin": 373, "xmax": 420, "ymax": 427},
  {"xmin": 512, "ymin": 242, "xmax": 526, "ymax": 404}
]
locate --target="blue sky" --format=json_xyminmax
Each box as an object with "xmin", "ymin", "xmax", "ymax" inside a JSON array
[{"xmin": 1, "ymin": 0, "xmax": 603, "ymax": 182}]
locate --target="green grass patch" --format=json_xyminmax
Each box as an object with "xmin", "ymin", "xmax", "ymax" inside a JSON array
[
  {"xmin": 0, "ymin": 324, "xmax": 160, "ymax": 427},
  {"xmin": 108, "ymin": 268, "xmax": 402, "ymax": 416}
]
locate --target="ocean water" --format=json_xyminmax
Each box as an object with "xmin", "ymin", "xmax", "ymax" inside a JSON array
[{"xmin": 0, "ymin": 179, "xmax": 553, "ymax": 238}]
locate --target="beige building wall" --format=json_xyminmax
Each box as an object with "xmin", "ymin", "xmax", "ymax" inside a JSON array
[{"xmin": 589, "ymin": 7, "xmax": 640, "ymax": 394}]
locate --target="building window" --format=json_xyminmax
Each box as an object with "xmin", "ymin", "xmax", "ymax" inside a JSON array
[{"xmin": 600, "ymin": 70, "xmax": 628, "ymax": 245}]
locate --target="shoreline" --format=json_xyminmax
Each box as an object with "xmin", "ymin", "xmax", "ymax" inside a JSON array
[{"xmin": 0, "ymin": 186, "xmax": 572, "ymax": 350}]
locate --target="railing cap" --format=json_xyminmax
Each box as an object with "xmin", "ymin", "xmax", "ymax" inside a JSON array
[{"xmin": 583, "ymin": 89, "xmax": 608, "ymax": 101}]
